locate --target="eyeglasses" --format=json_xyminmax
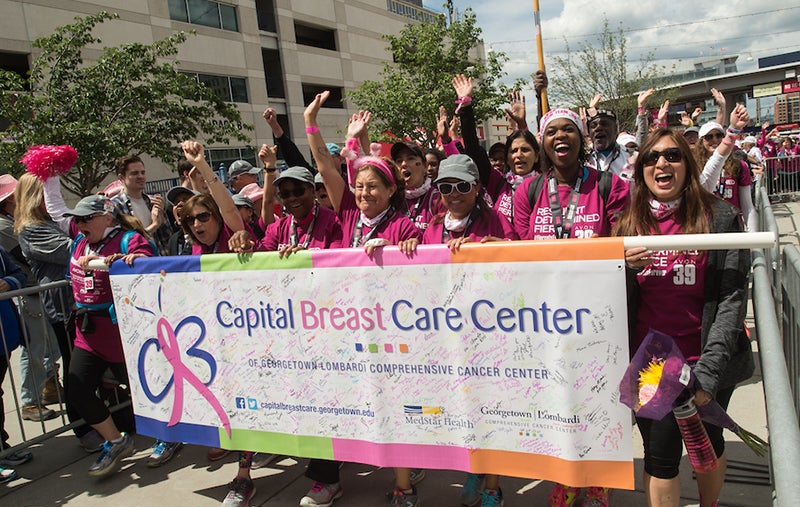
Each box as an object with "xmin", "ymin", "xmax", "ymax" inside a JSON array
[
  {"xmin": 437, "ymin": 181, "xmax": 475, "ymax": 195},
  {"xmin": 703, "ymin": 132, "xmax": 725, "ymax": 142},
  {"xmin": 73, "ymin": 214, "xmax": 103, "ymax": 224},
  {"xmin": 642, "ymin": 148, "xmax": 683, "ymax": 166},
  {"xmin": 278, "ymin": 187, "xmax": 307, "ymax": 200},
  {"xmin": 186, "ymin": 211, "xmax": 213, "ymax": 224}
]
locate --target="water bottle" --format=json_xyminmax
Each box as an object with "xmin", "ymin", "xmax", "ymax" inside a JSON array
[{"xmin": 673, "ymin": 398, "xmax": 719, "ymax": 474}]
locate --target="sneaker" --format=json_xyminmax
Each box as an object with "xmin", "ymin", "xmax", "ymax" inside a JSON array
[
  {"xmin": 250, "ymin": 452, "xmax": 277, "ymax": 469},
  {"xmin": 390, "ymin": 487, "xmax": 420, "ymax": 507},
  {"xmin": 21, "ymin": 404, "xmax": 57, "ymax": 422},
  {"xmin": 221, "ymin": 477, "xmax": 255, "ymax": 507},
  {"xmin": 147, "ymin": 440, "xmax": 183, "ymax": 468},
  {"xmin": 481, "ymin": 488, "xmax": 504, "ymax": 507},
  {"xmin": 0, "ymin": 465, "xmax": 17, "ymax": 484},
  {"xmin": 208, "ymin": 447, "xmax": 231, "ymax": 461},
  {"xmin": 299, "ymin": 481, "xmax": 343, "ymax": 507},
  {"xmin": 461, "ymin": 473, "xmax": 484, "ymax": 506},
  {"xmin": 548, "ymin": 483, "xmax": 581, "ymax": 507},
  {"xmin": 410, "ymin": 468, "xmax": 426, "ymax": 485},
  {"xmin": 583, "ymin": 487, "xmax": 610, "ymax": 507},
  {"xmin": 79, "ymin": 430, "xmax": 105, "ymax": 453},
  {"xmin": 0, "ymin": 450, "xmax": 33, "ymax": 467},
  {"xmin": 41, "ymin": 376, "xmax": 65, "ymax": 405},
  {"xmin": 87, "ymin": 433, "xmax": 135, "ymax": 478}
]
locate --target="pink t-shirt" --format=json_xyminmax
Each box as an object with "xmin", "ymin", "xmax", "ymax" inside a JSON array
[
  {"xmin": 512, "ymin": 167, "xmax": 630, "ymax": 240},
  {"xmin": 339, "ymin": 187, "xmax": 421, "ymax": 247},
  {"xmin": 634, "ymin": 216, "xmax": 707, "ymax": 361},
  {"xmin": 405, "ymin": 187, "xmax": 445, "ymax": 231},
  {"xmin": 422, "ymin": 208, "xmax": 517, "ymax": 244},
  {"xmin": 69, "ymin": 229, "xmax": 156, "ymax": 363},
  {"xmin": 716, "ymin": 160, "xmax": 752, "ymax": 210},
  {"xmin": 259, "ymin": 204, "xmax": 343, "ymax": 251}
]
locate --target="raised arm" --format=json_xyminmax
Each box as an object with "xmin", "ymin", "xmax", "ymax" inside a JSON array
[
  {"xmin": 452, "ymin": 74, "xmax": 492, "ymax": 187},
  {"xmin": 504, "ymin": 90, "xmax": 527, "ymax": 131},
  {"xmin": 304, "ymin": 91, "xmax": 346, "ymax": 213},
  {"xmin": 711, "ymin": 88, "xmax": 727, "ymax": 126},
  {"xmin": 181, "ymin": 141, "xmax": 244, "ymax": 233},
  {"xmin": 263, "ymin": 107, "xmax": 313, "ymax": 170},
  {"xmin": 258, "ymin": 143, "xmax": 279, "ymax": 226},
  {"xmin": 636, "ymin": 88, "xmax": 654, "ymax": 146},
  {"xmin": 42, "ymin": 176, "xmax": 72, "ymax": 234},
  {"xmin": 699, "ymin": 105, "xmax": 751, "ymax": 191}
]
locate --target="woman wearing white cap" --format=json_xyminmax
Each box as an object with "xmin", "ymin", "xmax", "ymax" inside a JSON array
[{"xmin": 693, "ymin": 106, "xmax": 757, "ymax": 232}]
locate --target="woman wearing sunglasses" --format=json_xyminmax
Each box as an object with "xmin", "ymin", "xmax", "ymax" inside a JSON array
[
  {"xmin": 40, "ymin": 164, "xmax": 156, "ymax": 478},
  {"xmin": 179, "ymin": 141, "xmax": 251, "ymax": 254},
  {"xmin": 420, "ymin": 154, "xmax": 516, "ymax": 252},
  {"xmin": 693, "ymin": 105, "xmax": 756, "ymax": 232},
  {"xmin": 616, "ymin": 128, "xmax": 752, "ymax": 507}
]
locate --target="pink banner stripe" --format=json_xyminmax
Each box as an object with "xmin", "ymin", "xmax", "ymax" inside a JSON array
[
  {"xmin": 331, "ymin": 438, "xmax": 471, "ymax": 470},
  {"xmin": 312, "ymin": 244, "xmax": 452, "ymax": 268}
]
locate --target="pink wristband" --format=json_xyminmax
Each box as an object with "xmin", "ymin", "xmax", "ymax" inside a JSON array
[
  {"xmin": 721, "ymin": 137, "xmax": 733, "ymax": 146},
  {"xmin": 638, "ymin": 107, "xmax": 645, "ymax": 114},
  {"xmin": 305, "ymin": 126, "xmax": 320, "ymax": 134}
]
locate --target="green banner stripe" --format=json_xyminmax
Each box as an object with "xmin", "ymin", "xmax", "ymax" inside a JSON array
[
  {"xmin": 218, "ymin": 428, "xmax": 334, "ymax": 459},
  {"xmin": 200, "ymin": 251, "xmax": 313, "ymax": 272}
]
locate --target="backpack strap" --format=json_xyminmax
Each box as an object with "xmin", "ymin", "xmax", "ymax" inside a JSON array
[
  {"xmin": 526, "ymin": 173, "xmax": 546, "ymax": 208},
  {"xmin": 120, "ymin": 229, "xmax": 158, "ymax": 255}
]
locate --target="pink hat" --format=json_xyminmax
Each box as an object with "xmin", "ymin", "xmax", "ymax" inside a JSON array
[
  {"xmin": 103, "ymin": 180, "xmax": 124, "ymax": 198},
  {"xmin": 239, "ymin": 182, "xmax": 263, "ymax": 203},
  {"xmin": 0, "ymin": 174, "xmax": 19, "ymax": 203}
]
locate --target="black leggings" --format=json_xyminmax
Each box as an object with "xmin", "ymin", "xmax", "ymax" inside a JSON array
[
  {"xmin": 67, "ymin": 347, "xmax": 129, "ymax": 426},
  {"xmin": 636, "ymin": 387, "xmax": 734, "ymax": 479}
]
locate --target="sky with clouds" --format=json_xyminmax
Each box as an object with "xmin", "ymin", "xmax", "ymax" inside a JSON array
[{"xmin": 422, "ymin": 0, "xmax": 800, "ymax": 112}]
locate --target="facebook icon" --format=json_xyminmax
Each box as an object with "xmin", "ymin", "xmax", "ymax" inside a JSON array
[
  {"xmin": 247, "ymin": 398, "xmax": 258, "ymax": 410},
  {"xmin": 235, "ymin": 397, "xmax": 246, "ymax": 409}
]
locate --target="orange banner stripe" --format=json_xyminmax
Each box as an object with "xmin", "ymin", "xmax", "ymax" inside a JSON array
[
  {"xmin": 451, "ymin": 237, "xmax": 625, "ymax": 264},
  {"xmin": 469, "ymin": 449, "xmax": 634, "ymax": 490}
]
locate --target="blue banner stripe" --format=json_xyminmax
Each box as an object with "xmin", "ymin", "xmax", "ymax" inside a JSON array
[
  {"xmin": 135, "ymin": 415, "xmax": 220, "ymax": 447},
  {"xmin": 110, "ymin": 255, "xmax": 201, "ymax": 275}
]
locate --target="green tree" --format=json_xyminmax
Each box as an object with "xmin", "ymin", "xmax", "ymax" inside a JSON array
[
  {"xmin": 0, "ymin": 11, "xmax": 252, "ymax": 196},
  {"xmin": 347, "ymin": 8, "xmax": 508, "ymax": 148},
  {"xmin": 547, "ymin": 18, "xmax": 675, "ymax": 132}
]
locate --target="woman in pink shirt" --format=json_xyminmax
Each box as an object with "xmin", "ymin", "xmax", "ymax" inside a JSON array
[{"xmin": 617, "ymin": 129, "xmax": 752, "ymax": 507}]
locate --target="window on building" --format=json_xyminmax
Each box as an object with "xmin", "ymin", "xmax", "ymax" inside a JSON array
[
  {"xmin": 302, "ymin": 84, "xmax": 344, "ymax": 109},
  {"xmin": 294, "ymin": 22, "xmax": 336, "ymax": 51},
  {"xmin": 262, "ymin": 49, "xmax": 285, "ymax": 99},
  {"xmin": 168, "ymin": 0, "xmax": 239, "ymax": 32},
  {"xmin": 0, "ymin": 52, "xmax": 30, "ymax": 131},
  {"xmin": 207, "ymin": 147, "xmax": 257, "ymax": 181},
  {"xmin": 255, "ymin": 0, "xmax": 277, "ymax": 32},
  {"xmin": 185, "ymin": 73, "xmax": 249, "ymax": 103}
]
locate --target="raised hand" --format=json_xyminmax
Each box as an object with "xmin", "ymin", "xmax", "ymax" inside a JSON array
[
  {"xmin": 262, "ymin": 108, "xmax": 284, "ymax": 137},
  {"xmin": 181, "ymin": 141, "xmax": 205, "ymax": 166},
  {"xmin": 346, "ymin": 110, "xmax": 372, "ymax": 139},
  {"xmin": 711, "ymin": 88, "xmax": 726, "ymax": 107},
  {"xmin": 452, "ymin": 74, "xmax": 473, "ymax": 98},
  {"xmin": 505, "ymin": 90, "xmax": 527, "ymax": 130},
  {"xmin": 680, "ymin": 111, "xmax": 692, "ymax": 127},
  {"xmin": 304, "ymin": 91, "xmax": 330, "ymax": 124},
  {"xmin": 533, "ymin": 70, "xmax": 548, "ymax": 95},
  {"xmin": 258, "ymin": 144, "xmax": 278, "ymax": 167},
  {"xmin": 729, "ymin": 104, "xmax": 750, "ymax": 131},
  {"xmin": 637, "ymin": 88, "xmax": 654, "ymax": 109},
  {"xmin": 436, "ymin": 106, "xmax": 451, "ymax": 142},
  {"xmin": 657, "ymin": 100, "xmax": 670, "ymax": 125}
]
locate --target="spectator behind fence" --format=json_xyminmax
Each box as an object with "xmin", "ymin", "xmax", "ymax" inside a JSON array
[
  {"xmin": 0, "ymin": 174, "xmax": 64, "ymax": 423},
  {"xmin": 0, "ymin": 245, "xmax": 30, "ymax": 484}
]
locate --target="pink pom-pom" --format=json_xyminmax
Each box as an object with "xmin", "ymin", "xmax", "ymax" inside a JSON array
[
  {"xmin": 20, "ymin": 145, "xmax": 78, "ymax": 180},
  {"xmin": 340, "ymin": 148, "xmax": 358, "ymax": 161},
  {"xmin": 369, "ymin": 142, "xmax": 382, "ymax": 158}
]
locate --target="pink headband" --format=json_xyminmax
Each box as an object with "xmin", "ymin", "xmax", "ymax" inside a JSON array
[
  {"xmin": 538, "ymin": 108, "xmax": 585, "ymax": 141},
  {"xmin": 342, "ymin": 138, "xmax": 396, "ymax": 187}
]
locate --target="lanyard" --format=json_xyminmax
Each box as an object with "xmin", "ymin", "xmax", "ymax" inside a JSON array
[
  {"xmin": 547, "ymin": 168, "xmax": 586, "ymax": 239},
  {"xmin": 441, "ymin": 212, "xmax": 475, "ymax": 242},
  {"xmin": 83, "ymin": 228, "xmax": 121, "ymax": 257},
  {"xmin": 407, "ymin": 193, "xmax": 426, "ymax": 220},
  {"xmin": 351, "ymin": 207, "xmax": 394, "ymax": 248},
  {"xmin": 289, "ymin": 202, "xmax": 319, "ymax": 248}
]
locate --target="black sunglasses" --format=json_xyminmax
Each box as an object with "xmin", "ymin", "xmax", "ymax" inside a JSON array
[
  {"xmin": 278, "ymin": 187, "xmax": 307, "ymax": 199},
  {"xmin": 438, "ymin": 181, "xmax": 475, "ymax": 195},
  {"xmin": 186, "ymin": 211, "xmax": 213, "ymax": 224},
  {"xmin": 703, "ymin": 132, "xmax": 725, "ymax": 142},
  {"xmin": 73, "ymin": 214, "xmax": 103, "ymax": 224},
  {"xmin": 642, "ymin": 148, "xmax": 683, "ymax": 166}
]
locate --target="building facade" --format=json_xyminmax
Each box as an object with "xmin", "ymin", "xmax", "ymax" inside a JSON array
[{"xmin": 0, "ymin": 0, "xmax": 439, "ymax": 183}]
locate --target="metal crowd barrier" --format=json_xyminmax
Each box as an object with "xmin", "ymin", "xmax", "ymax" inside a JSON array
[
  {"xmin": 762, "ymin": 155, "xmax": 800, "ymax": 203},
  {"xmin": 0, "ymin": 280, "xmax": 130, "ymax": 461},
  {"xmin": 782, "ymin": 246, "xmax": 800, "ymax": 416},
  {"xmin": 757, "ymin": 181, "xmax": 784, "ymax": 320}
]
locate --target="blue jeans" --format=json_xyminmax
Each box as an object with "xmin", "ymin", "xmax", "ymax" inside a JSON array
[{"xmin": 17, "ymin": 295, "xmax": 60, "ymax": 406}]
